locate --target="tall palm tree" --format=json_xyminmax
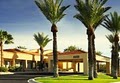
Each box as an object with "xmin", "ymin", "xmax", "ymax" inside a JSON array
[
  {"xmin": 74, "ymin": 0, "xmax": 110, "ymax": 80},
  {"xmin": 0, "ymin": 30, "xmax": 14, "ymax": 67},
  {"xmin": 35, "ymin": 0, "xmax": 70, "ymax": 77},
  {"xmin": 34, "ymin": 32, "xmax": 52, "ymax": 71},
  {"xmin": 102, "ymin": 12, "xmax": 120, "ymax": 79},
  {"xmin": 106, "ymin": 34, "xmax": 115, "ymax": 77}
]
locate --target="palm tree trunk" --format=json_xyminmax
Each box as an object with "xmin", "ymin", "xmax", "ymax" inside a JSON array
[
  {"xmin": 87, "ymin": 28, "xmax": 94, "ymax": 80},
  {"xmin": 40, "ymin": 47, "xmax": 44, "ymax": 71},
  {"xmin": 113, "ymin": 34, "xmax": 119, "ymax": 79},
  {"xmin": 112, "ymin": 51, "xmax": 117, "ymax": 79},
  {"xmin": 93, "ymin": 34, "xmax": 97, "ymax": 78},
  {"xmin": 111, "ymin": 45, "xmax": 114, "ymax": 77},
  {"xmin": 51, "ymin": 24, "xmax": 59, "ymax": 77}
]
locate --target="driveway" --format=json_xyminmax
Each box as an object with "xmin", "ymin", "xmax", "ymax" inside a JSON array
[
  {"xmin": 0, "ymin": 73, "xmax": 41, "ymax": 83},
  {"xmin": 0, "ymin": 80, "xmax": 28, "ymax": 83},
  {"xmin": 0, "ymin": 72, "xmax": 81, "ymax": 83}
]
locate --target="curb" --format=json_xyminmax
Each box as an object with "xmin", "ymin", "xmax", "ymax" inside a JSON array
[
  {"xmin": 28, "ymin": 78, "xmax": 39, "ymax": 83},
  {"xmin": 0, "ymin": 72, "xmax": 14, "ymax": 75}
]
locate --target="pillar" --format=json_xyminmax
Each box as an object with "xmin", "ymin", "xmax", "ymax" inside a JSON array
[
  {"xmin": 78, "ymin": 63, "xmax": 80, "ymax": 72},
  {"xmin": 66, "ymin": 62, "xmax": 68, "ymax": 71},
  {"xmin": 106, "ymin": 62, "xmax": 110, "ymax": 75},
  {"xmin": 83, "ymin": 56, "xmax": 88, "ymax": 75},
  {"xmin": 48, "ymin": 60, "xmax": 53, "ymax": 72},
  {"xmin": 73, "ymin": 62, "xmax": 76, "ymax": 72},
  {"xmin": 25, "ymin": 60, "xmax": 28, "ymax": 69},
  {"xmin": 12, "ymin": 59, "xmax": 15, "ymax": 66}
]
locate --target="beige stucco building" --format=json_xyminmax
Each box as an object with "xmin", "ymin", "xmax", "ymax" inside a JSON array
[
  {"xmin": 0, "ymin": 48, "xmax": 51, "ymax": 70},
  {"xmin": 0, "ymin": 48, "xmax": 120, "ymax": 76},
  {"xmin": 47, "ymin": 50, "xmax": 111, "ymax": 75}
]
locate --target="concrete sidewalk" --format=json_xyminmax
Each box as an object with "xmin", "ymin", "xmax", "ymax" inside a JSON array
[{"xmin": 0, "ymin": 72, "xmax": 14, "ymax": 75}]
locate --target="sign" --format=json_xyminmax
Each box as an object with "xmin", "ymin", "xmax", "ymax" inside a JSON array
[{"xmin": 73, "ymin": 55, "xmax": 79, "ymax": 58}]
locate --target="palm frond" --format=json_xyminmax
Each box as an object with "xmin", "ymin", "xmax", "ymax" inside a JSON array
[
  {"xmin": 34, "ymin": 32, "xmax": 52, "ymax": 48},
  {"xmin": 106, "ymin": 34, "xmax": 115, "ymax": 44},
  {"xmin": 0, "ymin": 30, "xmax": 14, "ymax": 44},
  {"xmin": 74, "ymin": 0, "xmax": 110, "ymax": 29},
  {"xmin": 35, "ymin": 0, "xmax": 70, "ymax": 24},
  {"xmin": 102, "ymin": 11, "xmax": 120, "ymax": 34}
]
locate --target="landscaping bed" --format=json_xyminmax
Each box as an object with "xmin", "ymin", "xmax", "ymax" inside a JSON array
[{"xmin": 34, "ymin": 73, "xmax": 120, "ymax": 83}]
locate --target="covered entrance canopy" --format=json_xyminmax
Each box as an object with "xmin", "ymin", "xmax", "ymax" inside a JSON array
[{"xmin": 47, "ymin": 50, "xmax": 111, "ymax": 75}]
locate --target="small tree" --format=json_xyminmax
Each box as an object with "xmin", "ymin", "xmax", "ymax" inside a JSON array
[
  {"xmin": 106, "ymin": 34, "xmax": 115, "ymax": 77},
  {"xmin": 34, "ymin": 32, "xmax": 52, "ymax": 71},
  {"xmin": 96, "ymin": 51, "xmax": 102, "ymax": 55},
  {"xmin": 64, "ymin": 45, "xmax": 79, "ymax": 52},
  {"xmin": 0, "ymin": 30, "xmax": 14, "ymax": 67}
]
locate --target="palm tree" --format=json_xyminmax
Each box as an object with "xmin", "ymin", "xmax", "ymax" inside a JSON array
[
  {"xmin": 64, "ymin": 45, "xmax": 79, "ymax": 52},
  {"xmin": 96, "ymin": 51, "xmax": 102, "ymax": 56},
  {"xmin": 74, "ymin": 0, "xmax": 110, "ymax": 80},
  {"xmin": 17, "ymin": 46, "xmax": 27, "ymax": 50},
  {"xmin": 35, "ymin": 0, "xmax": 70, "ymax": 77},
  {"xmin": 102, "ymin": 12, "xmax": 120, "ymax": 79},
  {"xmin": 0, "ymin": 30, "xmax": 14, "ymax": 67},
  {"xmin": 34, "ymin": 32, "xmax": 52, "ymax": 71},
  {"xmin": 106, "ymin": 34, "xmax": 115, "ymax": 77}
]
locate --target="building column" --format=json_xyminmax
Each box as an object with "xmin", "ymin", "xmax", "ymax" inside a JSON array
[
  {"xmin": 73, "ymin": 62, "xmax": 76, "ymax": 72},
  {"xmin": 83, "ymin": 56, "xmax": 88, "ymax": 75},
  {"xmin": 35, "ymin": 61, "xmax": 37, "ymax": 69},
  {"xmin": 78, "ymin": 62, "xmax": 80, "ymax": 72},
  {"xmin": 12, "ymin": 59, "xmax": 15, "ymax": 66},
  {"xmin": 25, "ymin": 60, "xmax": 28, "ymax": 69},
  {"xmin": 48, "ymin": 60, "xmax": 53, "ymax": 72},
  {"xmin": 66, "ymin": 62, "xmax": 68, "ymax": 71},
  {"xmin": 106, "ymin": 62, "xmax": 110, "ymax": 75}
]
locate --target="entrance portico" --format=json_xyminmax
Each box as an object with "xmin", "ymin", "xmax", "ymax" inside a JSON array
[{"xmin": 47, "ymin": 50, "xmax": 111, "ymax": 75}]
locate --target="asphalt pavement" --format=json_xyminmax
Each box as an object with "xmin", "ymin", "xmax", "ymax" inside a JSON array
[
  {"xmin": 0, "ymin": 73, "xmax": 41, "ymax": 83},
  {"xmin": 0, "ymin": 72, "xmax": 82, "ymax": 83}
]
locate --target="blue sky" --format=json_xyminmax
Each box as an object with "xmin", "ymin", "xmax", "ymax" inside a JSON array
[{"xmin": 0, "ymin": 0, "xmax": 120, "ymax": 57}]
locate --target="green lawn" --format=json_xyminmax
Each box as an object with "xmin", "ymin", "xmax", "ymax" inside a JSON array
[{"xmin": 35, "ymin": 73, "xmax": 120, "ymax": 83}]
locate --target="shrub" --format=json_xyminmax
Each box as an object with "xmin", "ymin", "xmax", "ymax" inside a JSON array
[
  {"xmin": 15, "ymin": 66, "xmax": 22, "ymax": 71},
  {"xmin": 0, "ymin": 67, "xmax": 8, "ymax": 72},
  {"xmin": 98, "ymin": 64, "xmax": 106, "ymax": 73},
  {"xmin": 8, "ymin": 66, "xmax": 22, "ymax": 72},
  {"xmin": 8, "ymin": 66, "xmax": 16, "ymax": 72}
]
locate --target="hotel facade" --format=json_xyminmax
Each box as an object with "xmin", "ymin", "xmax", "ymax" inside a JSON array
[{"xmin": 0, "ymin": 48, "xmax": 120, "ymax": 76}]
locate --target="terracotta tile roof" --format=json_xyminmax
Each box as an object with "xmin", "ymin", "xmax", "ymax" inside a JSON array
[
  {"xmin": 4, "ymin": 48, "xmax": 38, "ymax": 55},
  {"xmin": 59, "ymin": 50, "xmax": 87, "ymax": 55},
  {"xmin": 45, "ymin": 51, "xmax": 62, "ymax": 56}
]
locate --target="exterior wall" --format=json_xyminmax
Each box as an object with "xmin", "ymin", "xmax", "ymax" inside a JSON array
[
  {"xmin": 0, "ymin": 49, "xmax": 112, "ymax": 75},
  {"xmin": 1, "ymin": 51, "xmax": 40, "ymax": 70},
  {"xmin": 47, "ymin": 53, "xmax": 110, "ymax": 75},
  {"xmin": 96, "ymin": 55, "xmax": 110, "ymax": 62},
  {"xmin": 3, "ymin": 52, "xmax": 40, "ymax": 61},
  {"xmin": 47, "ymin": 53, "xmax": 88, "ymax": 74}
]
